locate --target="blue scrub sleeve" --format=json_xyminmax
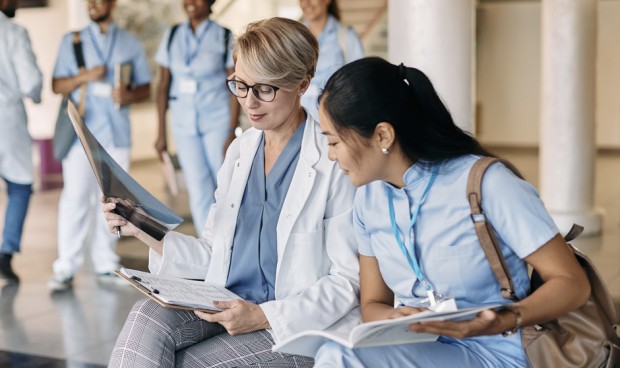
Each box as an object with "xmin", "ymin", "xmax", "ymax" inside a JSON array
[
  {"xmin": 154, "ymin": 26, "xmax": 171, "ymax": 68},
  {"xmin": 53, "ymin": 33, "xmax": 79, "ymax": 79},
  {"xmin": 480, "ymin": 163, "xmax": 559, "ymax": 259}
]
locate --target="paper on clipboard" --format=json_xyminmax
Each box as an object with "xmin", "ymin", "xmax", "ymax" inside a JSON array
[
  {"xmin": 161, "ymin": 151, "xmax": 179, "ymax": 196},
  {"xmin": 116, "ymin": 267, "xmax": 242, "ymax": 313},
  {"xmin": 66, "ymin": 100, "xmax": 183, "ymax": 240}
]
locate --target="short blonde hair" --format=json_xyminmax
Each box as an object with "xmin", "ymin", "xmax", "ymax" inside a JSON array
[{"xmin": 234, "ymin": 17, "xmax": 318, "ymax": 89}]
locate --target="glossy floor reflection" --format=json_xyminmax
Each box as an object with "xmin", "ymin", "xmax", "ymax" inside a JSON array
[
  {"xmin": 0, "ymin": 158, "xmax": 194, "ymax": 367},
  {"xmin": 0, "ymin": 150, "xmax": 618, "ymax": 366}
]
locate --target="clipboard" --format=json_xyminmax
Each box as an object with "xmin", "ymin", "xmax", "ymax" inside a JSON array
[
  {"xmin": 66, "ymin": 100, "xmax": 183, "ymax": 240},
  {"xmin": 116, "ymin": 268, "xmax": 242, "ymax": 314}
]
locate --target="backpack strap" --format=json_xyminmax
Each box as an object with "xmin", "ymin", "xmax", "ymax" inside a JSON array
[
  {"xmin": 223, "ymin": 27, "xmax": 231, "ymax": 66},
  {"xmin": 167, "ymin": 23, "xmax": 180, "ymax": 53},
  {"xmin": 467, "ymin": 157, "xmax": 519, "ymax": 301},
  {"xmin": 72, "ymin": 31, "xmax": 87, "ymax": 117},
  {"xmin": 165, "ymin": 24, "xmax": 180, "ymax": 101}
]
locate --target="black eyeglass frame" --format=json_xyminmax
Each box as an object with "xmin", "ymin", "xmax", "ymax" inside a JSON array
[{"xmin": 225, "ymin": 79, "xmax": 281, "ymax": 102}]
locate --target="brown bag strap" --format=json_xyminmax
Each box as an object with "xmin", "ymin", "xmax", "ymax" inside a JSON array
[
  {"xmin": 467, "ymin": 157, "xmax": 587, "ymax": 302},
  {"xmin": 72, "ymin": 31, "xmax": 87, "ymax": 117},
  {"xmin": 467, "ymin": 157, "xmax": 519, "ymax": 301}
]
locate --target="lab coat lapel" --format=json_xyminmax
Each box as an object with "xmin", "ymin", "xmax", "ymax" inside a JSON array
[
  {"xmin": 276, "ymin": 117, "xmax": 320, "ymax": 262},
  {"xmin": 210, "ymin": 129, "xmax": 262, "ymax": 285}
]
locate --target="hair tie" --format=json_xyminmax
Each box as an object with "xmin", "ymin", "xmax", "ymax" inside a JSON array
[
  {"xmin": 398, "ymin": 63, "xmax": 410, "ymax": 86},
  {"xmin": 398, "ymin": 63, "xmax": 408, "ymax": 80}
]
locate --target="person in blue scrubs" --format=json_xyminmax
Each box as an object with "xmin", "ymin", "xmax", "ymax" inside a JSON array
[
  {"xmin": 300, "ymin": 0, "xmax": 364, "ymax": 122},
  {"xmin": 154, "ymin": 0, "xmax": 240, "ymax": 235},
  {"xmin": 314, "ymin": 57, "xmax": 591, "ymax": 367},
  {"xmin": 49, "ymin": 0, "xmax": 151, "ymax": 291},
  {"xmin": 104, "ymin": 18, "xmax": 360, "ymax": 367}
]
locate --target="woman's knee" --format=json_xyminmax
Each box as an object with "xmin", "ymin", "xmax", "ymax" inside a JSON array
[{"xmin": 128, "ymin": 298, "xmax": 196, "ymax": 330}]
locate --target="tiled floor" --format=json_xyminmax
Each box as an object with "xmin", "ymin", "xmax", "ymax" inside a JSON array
[{"xmin": 0, "ymin": 148, "xmax": 618, "ymax": 366}]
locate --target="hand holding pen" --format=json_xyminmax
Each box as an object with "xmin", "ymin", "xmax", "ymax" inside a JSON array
[{"xmin": 102, "ymin": 196, "xmax": 136, "ymax": 238}]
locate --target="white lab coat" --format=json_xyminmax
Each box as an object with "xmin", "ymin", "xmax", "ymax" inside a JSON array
[
  {"xmin": 0, "ymin": 12, "xmax": 42, "ymax": 184},
  {"xmin": 149, "ymin": 115, "xmax": 361, "ymax": 342}
]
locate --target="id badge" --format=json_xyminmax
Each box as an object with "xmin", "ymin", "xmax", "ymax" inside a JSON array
[
  {"xmin": 91, "ymin": 82, "xmax": 112, "ymax": 97},
  {"xmin": 178, "ymin": 79, "xmax": 197, "ymax": 95},
  {"xmin": 411, "ymin": 291, "xmax": 457, "ymax": 312}
]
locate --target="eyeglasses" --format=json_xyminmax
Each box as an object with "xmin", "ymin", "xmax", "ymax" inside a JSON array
[{"xmin": 226, "ymin": 79, "xmax": 280, "ymax": 102}]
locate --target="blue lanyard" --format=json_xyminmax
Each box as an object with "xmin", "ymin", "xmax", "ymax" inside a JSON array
[
  {"xmin": 386, "ymin": 166, "xmax": 438, "ymax": 293},
  {"xmin": 88, "ymin": 26, "xmax": 118, "ymax": 66},
  {"xmin": 184, "ymin": 21, "xmax": 212, "ymax": 68}
]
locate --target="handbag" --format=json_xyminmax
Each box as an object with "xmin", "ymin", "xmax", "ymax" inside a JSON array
[
  {"xmin": 467, "ymin": 157, "xmax": 620, "ymax": 368},
  {"xmin": 53, "ymin": 31, "xmax": 86, "ymax": 161}
]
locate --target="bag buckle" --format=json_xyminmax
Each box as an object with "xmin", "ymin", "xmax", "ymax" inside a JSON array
[{"xmin": 470, "ymin": 213, "xmax": 486, "ymax": 223}]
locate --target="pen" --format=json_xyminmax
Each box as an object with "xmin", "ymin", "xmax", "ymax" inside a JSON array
[{"xmin": 130, "ymin": 276, "xmax": 159, "ymax": 294}]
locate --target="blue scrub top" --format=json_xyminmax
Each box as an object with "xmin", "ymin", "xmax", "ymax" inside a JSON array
[
  {"xmin": 301, "ymin": 15, "xmax": 364, "ymax": 122},
  {"xmin": 155, "ymin": 20, "xmax": 234, "ymax": 136},
  {"xmin": 53, "ymin": 22, "xmax": 152, "ymax": 148},
  {"xmin": 225, "ymin": 122, "xmax": 305, "ymax": 304},
  {"xmin": 354, "ymin": 155, "xmax": 559, "ymax": 366}
]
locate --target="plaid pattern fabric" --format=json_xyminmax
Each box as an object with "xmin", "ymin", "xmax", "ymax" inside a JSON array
[{"xmin": 108, "ymin": 299, "xmax": 314, "ymax": 368}]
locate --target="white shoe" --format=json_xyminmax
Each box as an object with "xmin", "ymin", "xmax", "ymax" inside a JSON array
[{"xmin": 48, "ymin": 274, "xmax": 73, "ymax": 291}]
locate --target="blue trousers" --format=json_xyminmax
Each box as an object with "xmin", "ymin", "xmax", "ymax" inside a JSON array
[
  {"xmin": 173, "ymin": 125, "xmax": 229, "ymax": 235},
  {"xmin": 313, "ymin": 339, "xmax": 520, "ymax": 368},
  {"xmin": 1, "ymin": 178, "xmax": 32, "ymax": 254}
]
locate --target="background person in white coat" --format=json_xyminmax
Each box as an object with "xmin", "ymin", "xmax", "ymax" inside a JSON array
[
  {"xmin": 0, "ymin": 0, "xmax": 43, "ymax": 282},
  {"xmin": 103, "ymin": 17, "xmax": 360, "ymax": 367}
]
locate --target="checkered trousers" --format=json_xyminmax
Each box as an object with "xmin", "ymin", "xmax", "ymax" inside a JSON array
[{"xmin": 108, "ymin": 299, "xmax": 314, "ymax": 368}]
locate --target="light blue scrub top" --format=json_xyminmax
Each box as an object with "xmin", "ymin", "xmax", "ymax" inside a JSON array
[
  {"xmin": 225, "ymin": 123, "xmax": 305, "ymax": 304},
  {"xmin": 155, "ymin": 20, "xmax": 234, "ymax": 136},
  {"xmin": 354, "ymin": 155, "xmax": 559, "ymax": 366},
  {"xmin": 53, "ymin": 22, "xmax": 152, "ymax": 148},
  {"xmin": 301, "ymin": 15, "xmax": 364, "ymax": 122}
]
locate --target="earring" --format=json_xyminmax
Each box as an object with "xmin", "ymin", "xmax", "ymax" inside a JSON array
[
  {"xmin": 298, "ymin": 91, "xmax": 305, "ymax": 96},
  {"xmin": 381, "ymin": 147, "xmax": 389, "ymax": 155}
]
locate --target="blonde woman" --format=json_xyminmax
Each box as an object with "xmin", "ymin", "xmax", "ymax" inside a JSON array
[{"xmin": 104, "ymin": 17, "xmax": 360, "ymax": 367}]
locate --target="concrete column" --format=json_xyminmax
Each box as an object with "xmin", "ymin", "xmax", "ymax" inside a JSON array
[
  {"xmin": 68, "ymin": 0, "xmax": 89, "ymax": 30},
  {"xmin": 540, "ymin": 0, "xmax": 602, "ymax": 236},
  {"xmin": 387, "ymin": 0, "xmax": 475, "ymax": 133}
]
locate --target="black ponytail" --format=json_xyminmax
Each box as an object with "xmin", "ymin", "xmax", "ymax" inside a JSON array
[{"xmin": 319, "ymin": 57, "xmax": 494, "ymax": 165}]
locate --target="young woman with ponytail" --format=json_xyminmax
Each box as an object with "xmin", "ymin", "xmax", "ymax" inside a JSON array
[{"xmin": 313, "ymin": 57, "xmax": 590, "ymax": 367}]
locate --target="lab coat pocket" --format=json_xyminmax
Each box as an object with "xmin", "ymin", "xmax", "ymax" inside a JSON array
[{"xmin": 282, "ymin": 230, "xmax": 327, "ymax": 293}]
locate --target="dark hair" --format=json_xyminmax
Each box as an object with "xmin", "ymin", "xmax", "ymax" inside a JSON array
[
  {"xmin": 319, "ymin": 57, "xmax": 495, "ymax": 165},
  {"xmin": 327, "ymin": 0, "xmax": 341, "ymax": 21}
]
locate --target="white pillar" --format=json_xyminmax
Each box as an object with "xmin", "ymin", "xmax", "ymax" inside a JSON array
[
  {"xmin": 540, "ymin": 0, "xmax": 602, "ymax": 236},
  {"xmin": 68, "ymin": 0, "xmax": 89, "ymax": 30},
  {"xmin": 387, "ymin": 0, "xmax": 475, "ymax": 133}
]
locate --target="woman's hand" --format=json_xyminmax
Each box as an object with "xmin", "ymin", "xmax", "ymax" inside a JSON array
[
  {"xmin": 409, "ymin": 308, "xmax": 513, "ymax": 339},
  {"xmin": 195, "ymin": 300, "xmax": 270, "ymax": 336},
  {"xmin": 387, "ymin": 306, "xmax": 427, "ymax": 320},
  {"xmin": 101, "ymin": 196, "xmax": 139, "ymax": 237}
]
